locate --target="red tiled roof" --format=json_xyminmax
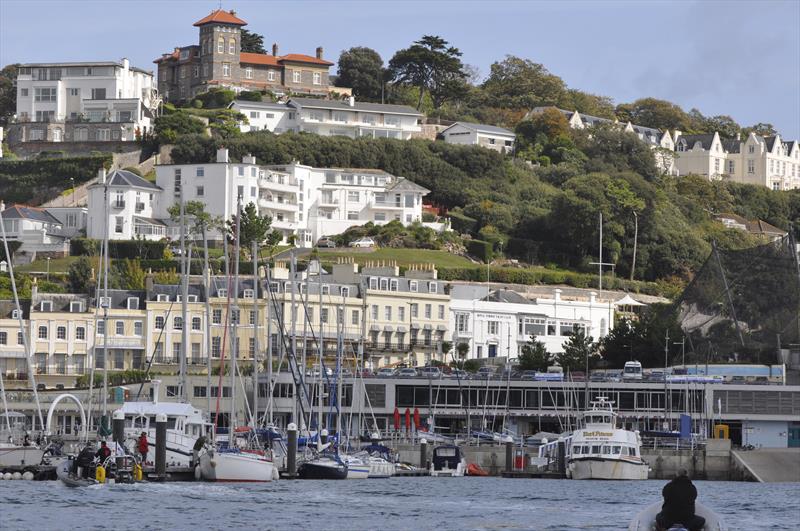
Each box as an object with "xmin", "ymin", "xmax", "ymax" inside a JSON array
[
  {"xmin": 154, "ymin": 49, "xmax": 180, "ymax": 64},
  {"xmin": 240, "ymin": 52, "xmax": 280, "ymax": 67},
  {"xmin": 193, "ymin": 9, "xmax": 247, "ymax": 27},
  {"xmin": 279, "ymin": 54, "xmax": 333, "ymax": 66}
]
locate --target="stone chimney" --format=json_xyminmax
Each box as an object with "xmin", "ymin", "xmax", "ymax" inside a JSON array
[
  {"xmin": 673, "ymin": 130, "xmax": 682, "ymax": 142},
  {"xmin": 122, "ymin": 58, "xmax": 129, "ymax": 70},
  {"xmin": 554, "ymin": 288, "xmax": 562, "ymax": 302},
  {"xmin": 589, "ymin": 291, "xmax": 597, "ymax": 304},
  {"xmin": 316, "ymin": 46, "xmax": 324, "ymax": 60},
  {"xmin": 216, "ymin": 147, "xmax": 229, "ymax": 163},
  {"xmin": 348, "ymin": 96, "xmax": 355, "ymax": 107},
  {"xmin": 243, "ymin": 153, "xmax": 256, "ymax": 165},
  {"xmin": 272, "ymin": 43, "xmax": 279, "ymax": 56},
  {"xmin": 98, "ymin": 167, "xmax": 107, "ymax": 183}
]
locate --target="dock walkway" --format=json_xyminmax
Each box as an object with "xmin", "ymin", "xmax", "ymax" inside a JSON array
[{"xmin": 732, "ymin": 448, "xmax": 800, "ymax": 482}]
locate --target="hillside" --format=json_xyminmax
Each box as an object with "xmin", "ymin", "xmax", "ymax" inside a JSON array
[{"xmin": 170, "ymin": 129, "xmax": 800, "ymax": 287}]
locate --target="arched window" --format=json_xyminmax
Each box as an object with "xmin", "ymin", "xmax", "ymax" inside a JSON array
[
  {"xmin": 174, "ymin": 316, "xmax": 183, "ymax": 330},
  {"xmin": 217, "ymin": 37, "xmax": 224, "ymax": 54},
  {"xmin": 228, "ymin": 38, "xmax": 236, "ymax": 54}
]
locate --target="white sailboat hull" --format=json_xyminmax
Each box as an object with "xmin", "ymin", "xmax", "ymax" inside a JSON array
[
  {"xmin": 199, "ymin": 450, "xmax": 276, "ymax": 482},
  {"xmin": 0, "ymin": 445, "xmax": 44, "ymax": 468},
  {"xmin": 568, "ymin": 457, "xmax": 649, "ymax": 480},
  {"xmin": 367, "ymin": 458, "xmax": 395, "ymax": 478}
]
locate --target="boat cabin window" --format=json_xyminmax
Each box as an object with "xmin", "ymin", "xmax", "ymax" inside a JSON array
[
  {"xmin": 587, "ymin": 414, "xmax": 610, "ymax": 424},
  {"xmin": 591, "ymin": 445, "xmax": 602, "ymax": 454},
  {"xmin": 612, "ymin": 446, "xmax": 621, "ymax": 455},
  {"xmin": 435, "ymin": 447, "xmax": 457, "ymax": 457}
]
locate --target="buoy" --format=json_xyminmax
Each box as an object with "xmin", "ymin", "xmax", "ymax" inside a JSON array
[
  {"xmin": 95, "ymin": 465, "xmax": 106, "ymax": 483},
  {"xmin": 194, "ymin": 465, "xmax": 202, "ymax": 480},
  {"xmin": 133, "ymin": 464, "xmax": 143, "ymax": 481},
  {"xmin": 209, "ymin": 460, "xmax": 217, "ymax": 468},
  {"xmin": 12, "ymin": 471, "xmax": 22, "ymax": 480},
  {"xmin": 271, "ymin": 466, "xmax": 280, "ymax": 481},
  {"xmin": 2, "ymin": 472, "xmax": 12, "ymax": 480},
  {"xmin": 22, "ymin": 471, "xmax": 34, "ymax": 481}
]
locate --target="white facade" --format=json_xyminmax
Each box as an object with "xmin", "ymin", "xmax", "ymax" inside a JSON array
[
  {"xmin": 14, "ymin": 60, "xmax": 157, "ymax": 142},
  {"xmin": 674, "ymin": 132, "xmax": 800, "ymax": 190},
  {"xmin": 230, "ymin": 97, "xmax": 423, "ymax": 139},
  {"xmin": 448, "ymin": 287, "xmax": 614, "ymax": 359},
  {"xmin": 86, "ymin": 170, "xmax": 164, "ymax": 241},
  {"xmin": 0, "ymin": 204, "xmax": 72, "ymax": 258},
  {"xmin": 440, "ymin": 122, "xmax": 515, "ymax": 153},
  {"xmin": 151, "ymin": 149, "xmax": 429, "ymax": 246}
]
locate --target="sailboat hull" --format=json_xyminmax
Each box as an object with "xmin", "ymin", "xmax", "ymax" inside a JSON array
[
  {"xmin": 568, "ymin": 457, "xmax": 649, "ymax": 480},
  {"xmin": 0, "ymin": 445, "xmax": 44, "ymax": 468},
  {"xmin": 199, "ymin": 450, "xmax": 276, "ymax": 482},
  {"xmin": 298, "ymin": 460, "xmax": 348, "ymax": 480}
]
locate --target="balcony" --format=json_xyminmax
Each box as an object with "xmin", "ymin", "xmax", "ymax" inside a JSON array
[
  {"xmin": 94, "ymin": 337, "xmax": 145, "ymax": 349},
  {"xmin": 112, "ymin": 200, "xmax": 125, "ymax": 209},
  {"xmin": 135, "ymin": 202, "xmax": 145, "ymax": 212},
  {"xmin": 259, "ymin": 175, "xmax": 298, "ymax": 192},
  {"xmin": 371, "ymin": 200, "xmax": 404, "ymax": 210},
  {"xmin": 258, "ymin": 197, "xmax": 298, "ymax": 212},
  {"xmin": 318, "ymin": 196, "xmax": 339, "ymax": 208}
]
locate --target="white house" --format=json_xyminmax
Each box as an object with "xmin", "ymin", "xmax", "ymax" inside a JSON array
[
  {"xmin": 448, "ymin": 286, "xmax": 614, "ymax": 360},
  {"xmin": 673, "ymin": 132, "xmax": 731, "ymax": 179},
  {"xmin": 12, "ymin": 59, "xmax": 158, "ymax": 143},
  {"xmin": 86, "ymin": 169, "xmax": 163, "ymax": 240},
  {"xmin": 440, "ymin": 122, "xmax": 515, "ymax": 153},
  {"xmin": 0, "ymin": 203, "xmax": 72, "ymax": 260},
  {"xmin": 151, "ymin": 148, "xmax": 429, "ymax": 246},
  {"xmin": 229, "ymin": 96, "xmax": 423, "ymax": 139}
]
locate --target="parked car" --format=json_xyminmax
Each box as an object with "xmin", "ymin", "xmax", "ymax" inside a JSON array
[
  {"xmin": 316, "ymin": 237, "xmax": 337, "ymax": 248},
  {"xmin": 449, "ymin": 369, "xmax": 469, "ymax": 379},
  {"xmin": 418, "ymin": 366, "xmax": 442, "ymax": 378},
  {"xmin": 569, "ymin": 371, "xmax": 586, "ymax": 382},
  {"xmin": 729, "ymin": 375, "xmax": 746, "ymax": 385},
  {"xmin": 648, "ymin": 370, "xmax": 665, "ymax": 382},
  {"xmin": 520, "ymin": 370, "xmax": 538, "ymax": 380},
  {"xmin": 376, "ymin": 368, "xmax": 397, "ymax": 378},
  {"xmin": 475, "ymin": 366, "xmax": 497, "ymax": 379},
  {"xmin": 340, "ymin": 368, "xmax": 353, "ymax": 378},
  {"xmin": 397, "ymin": 368, "xmax": 419, "ymax": 378},
  {"xmin": 589, "ymin": 371, "xmax": 606, "ymax": 382},
  {"xmin": 360, "ymin": 368, "xmax": 375, "ymax": 378},
  {"xmin": 349, "ymin": 237, "xmax": 376, "ymax": 248},
  {"xmin": 498, "ymin": 368, "xmax": 520, "ymax": 380}
]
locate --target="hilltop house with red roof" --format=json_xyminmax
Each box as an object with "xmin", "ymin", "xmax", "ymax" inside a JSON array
[{"xmin": 154, "ymin": 9, "xmax": 349, "ymax": 102}]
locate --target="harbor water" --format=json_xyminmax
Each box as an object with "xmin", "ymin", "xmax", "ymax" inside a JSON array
[{"xmin": 1, "ymin": 478, "xmax": 798, "ymax": 530}]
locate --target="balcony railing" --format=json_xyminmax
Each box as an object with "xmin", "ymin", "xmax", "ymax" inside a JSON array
[{"xmin": 366, "ymin": 340, "xmax": 442, "ymax": 351}]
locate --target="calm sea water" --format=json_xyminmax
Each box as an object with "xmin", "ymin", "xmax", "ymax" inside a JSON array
[{"xmin": 1, "ymin": 478, "xmax": 797, "ymax": 530}]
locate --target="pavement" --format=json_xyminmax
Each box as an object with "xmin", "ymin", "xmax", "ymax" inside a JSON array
[{"xmin": 732, "ymin": 448, "xmax": 800, "ymax": 482}]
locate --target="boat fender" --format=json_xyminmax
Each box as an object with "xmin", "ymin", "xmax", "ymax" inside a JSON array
[
  {"xmin": 209, "ymin": 460, "xmax": 217, "ymax": 468},
  {"xmin": 194, "ymin": 465, "xmax": 202, "ymax": 480},
  {"xmin": 12, "ymin": 472, "xmax": 22, "ymax": 480},
  {"xmin": 133, "ymin": 464, "xmax": 143, "ymax": 481},
  {"xmin": 2, "ymin": 472, "xmax": 12, "ymax": 480},
  {"xmin": 22, "ymin": 471, "xmax": 34, "ymax": 481},
  {"xmin": 272, "ymin": 467, "xmax": 280, "ymax": 481},
  {"xmin": 95, "ymin": 465, "xmax": 106, "ymax": 484}
]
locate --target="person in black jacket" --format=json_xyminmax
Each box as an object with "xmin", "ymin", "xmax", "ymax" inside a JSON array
[
  {"xmin": 74, "ymin": 443, "xmax": 96, "ymax": 478},
  {"xmin": 656, "ymin": 469, "xmax": 706, "ymax": 530}
]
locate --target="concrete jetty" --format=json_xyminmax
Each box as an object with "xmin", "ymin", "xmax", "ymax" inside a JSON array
[{"xmin": 731, "ymin": 448, "xmax": 800, "ymax": 482}]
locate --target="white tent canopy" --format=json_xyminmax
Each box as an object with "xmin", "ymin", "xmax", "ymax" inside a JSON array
[{"xmin": 615, "ymin": 294, "xmax": 646, "ymax": 307}]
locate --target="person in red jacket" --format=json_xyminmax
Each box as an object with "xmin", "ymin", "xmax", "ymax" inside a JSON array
[
  {"xmin": 95, "ymin": 441, "xmax": 111, "ymax": 463},
  {"xmin": 137, "ymin": 432, "xmax": 149, "ymax": 464}
]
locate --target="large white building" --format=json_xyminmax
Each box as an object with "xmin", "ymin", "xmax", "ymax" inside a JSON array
[
  {"xmin": 88, "ymin": 149, "xmax": 429, "ymax": 245},
  {"xmin": 230, "ymin": 96, "xmax": 423, "ymax": 139},
  {"xmin": 674, "ymin": 132, "xmax": 800, "ymax": 190},
  {"xmin": 448, "ymin": 286, "xmax": 616, "ymax": 360},
  {"xmin": 12, "ymin": 59, "xmax": 158, "ymax": 143}
]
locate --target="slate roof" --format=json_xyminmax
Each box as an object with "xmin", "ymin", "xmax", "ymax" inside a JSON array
[
  {"xmin": 482, "ymin": 289, "xmax": 531, "ymax": 304},
  {"xmin": 764, "ymin": 136, "xmax": 779, "ymax": 152},
  {"xmin": 445, "ymin": 121, "xmax": 515, "ymax": 136},
  {"xmin": 288, "ymin": 97, "xmax": 422, "ymax": 116},
  {"xmin": 386, "ymin": 177, "xmax": 429, "ymax": 194},
  {"xmin": 677, "ymin": 134, "xmax": 716, "ymax": 151},
  {"xmin": 721, "ymin": 139, "xmax": 742, "ymax": 153},
  {"xmin": 1, "ymin": 204, "xmax": 61, "ymax": 225},
  {"xmin": 89, "ymin": 170, "xmax": 161, "ymax": 190},
  {"xmin": 231, "ymin": 100, "xmax": 289, "ymax": 111}
]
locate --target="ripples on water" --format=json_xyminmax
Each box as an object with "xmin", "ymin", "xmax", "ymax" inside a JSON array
[{"xmin": 1, "ymin": 478, "xmax": 797, "ymax": 530}]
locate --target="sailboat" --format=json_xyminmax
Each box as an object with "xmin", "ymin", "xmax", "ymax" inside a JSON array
[{"xmin": 198, "ymin": 199, "xmax": 276, "ymax": 483}]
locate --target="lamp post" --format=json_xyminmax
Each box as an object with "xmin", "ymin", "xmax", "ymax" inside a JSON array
[
  {"xmin": 46, "ymin": 257, "xmax": 50, "ymax": 282},
  {"xmin": 70, "ymin": 177, "xmax": 76, "ymax": 206}
]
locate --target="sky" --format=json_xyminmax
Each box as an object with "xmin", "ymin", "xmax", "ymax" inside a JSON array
[{"xmin": 1, "ymin": 0, "xmax": 798, "ymax": 138}]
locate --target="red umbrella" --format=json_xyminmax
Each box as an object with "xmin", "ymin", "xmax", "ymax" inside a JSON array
[
  {"xmin": 404, "ymin": 408, "xmax": 411, "ymax": 432},
  {"xmin": 413, "ymin": 408, "xmax": 421, "ymax": 430},
  {"xmin": 393, "ymin": 407, "xmax": 401, "ymax": 431}
]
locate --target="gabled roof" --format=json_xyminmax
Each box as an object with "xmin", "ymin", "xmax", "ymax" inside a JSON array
[
  {"xmin": 279, "ymin": 54, "xmax": 333, "ymax": 66},
  {"xmin": 105, "ymin": 170, "xmax": 161, "ymax": 190},
  {"xmin": 231, "ymin": 100, "xmax": 289, "ymax": 111},
  {"xmin": 240, "ymin": 52, "xmax": 281, "ymax": 67},
  {"xmin": 721, "ymin": 139, "xmax": 741, "ymax": 153},
  {"xmin": 386, "ymin": 177, "xmax": 429, "ymax": 194},
  {"xmin": 482, "ymin": 289, "xmax": 530, "ymax": 304},
  {"xmin": 1, "ymin": 204, "xmax": 61, "ymax": 225},
  {"xmin": 747, "ymin": 219, "xmax": 787, "ymax": 237},
  {"xmin": 677, "ymin": 134, "xmax": 716, "ymax": 151},
  {"xmin": 193, "ymin": 9, "xmax": 247, "ymax": 27},
  {"xmin": 288, "ymin": 97, "xmax": 422, "ymax": 116},
  {"xmin": 764, "ymin": 136, "xmax": 779, "ymax": 152},
  {"xmin": 443, "ymin": 121, "xmax": 515, "ymax": 137}
]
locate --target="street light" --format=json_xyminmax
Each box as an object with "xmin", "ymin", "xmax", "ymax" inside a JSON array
[
  {"xmin": 70, "ymin": 177, "xmax": 76, "ymax": 206},
  {"xmin": 46, "ymin": 257, "xmax": 51, "ymax": 282}
]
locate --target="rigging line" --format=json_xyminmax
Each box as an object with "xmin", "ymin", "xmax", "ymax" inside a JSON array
[
  {"xmin": 85, "ymin": 236, "xmax": 106, "ymax": 436},
  {"xmin": 213, "ymin": 244, "xmax": 234, "ymax": 429},
  {"xmin": 134, "ymin": 300, "xmax": 176, "ymax": 401}
]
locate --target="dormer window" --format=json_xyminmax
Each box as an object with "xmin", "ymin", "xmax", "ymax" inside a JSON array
[
  {"xmin": 70, "ymin": 301, "xmax": 84, "ymax": 313},
  {"xmin": 40, "ymin": 301, "xmax": 53, "ymax": 312},
  {"xmin": 127, "ymin": 297, "xmax": 139, "ymax": 310},
  {"xmin": 321, "ymin": 285, "xmax": 330, "ymax": 295},
  {"xmin": 217, "ymin": 289, "xmax": 228, "ymax": 298},
  {"xmin": 429, "ymin": 282, "xmax": 438, "ymax": 294},
  {"xmin": 156, "ymin": 294, "xmax": 169, "ymax": 302},
  {"xmin": 341, "ymin": 287, "xmax": 350, "ymax": 298},
  {"xmin": 368, "ymin": 277, "xmax": 378, "ymax": 290},
  {"xmin": 389, "ymin": 279, "xmax": 398, "ymax": 292},
  {"xmin": 187, "ymin": 295, "xmax": 198, "ymax": 303},
  {"xmin": 409, "ymin": 280, "xmax": 418, "ymax": 293},
  {"xmin": 11, "ymin": 309, "xmax": 21, "ymax": 320},
  {"xmin": 379, "ymin": 278, "xmax": 388, "ymax": 291},
  {"xmin": 99, "ymin": 296, "xmax": 111, "ymax": 309},
  {"xmin": 242, "ymin": 289, "xmax": 254, "ymax": 299}
]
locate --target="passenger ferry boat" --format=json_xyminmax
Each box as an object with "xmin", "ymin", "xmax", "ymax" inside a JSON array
[{"xmin": 567, "ymin": 397, "xmax": 649, "ymax": 480}]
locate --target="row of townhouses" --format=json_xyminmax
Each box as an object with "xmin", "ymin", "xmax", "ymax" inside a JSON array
[
  {"xmin": 532, "ymin": 107, "xmax": 800, "ymax": 190},
  {"xmin": 80, "ymin": 151, "xmax": 430, "ymax": 247},
  {"xmin": 0, "ymin": 261, "xmax": 624, "ymax": 390}
]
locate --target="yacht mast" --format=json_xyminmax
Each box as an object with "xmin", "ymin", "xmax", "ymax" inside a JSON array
[
  {"xmin": 265, "ymin": 263, "xmax": 273, "ymax": 426},
  {"xmin": 317, "ymin": 259, "xmax": 323, "ymax": 443},
  {"xmin": 229, "ymin": 199, "xmax": 242, "ymax": 431},
  {"xmin": 202, "ymin": 223, "xmax": 212, "ymax": 414},
  {"xmin": 290, "ymin": 252, "xmax": 298, "ymax": 426},
  {"xmin": 178, "ymin": 193, "xmax": 189, "ymax": 402},
  {"xmin": 101, "ymin": 171, "xmax": 110, "ymax": 419},
  {"xmin": 251, "ymin": 239, "xmax": 259, "ymax": 427}
]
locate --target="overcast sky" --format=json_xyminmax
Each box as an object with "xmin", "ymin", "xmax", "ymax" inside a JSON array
[{"xmin": 2, "ymin": 0, "xmax": 798, "ymax": 138}]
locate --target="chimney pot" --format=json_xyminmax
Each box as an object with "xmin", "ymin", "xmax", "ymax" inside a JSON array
[
  {"xmin": 316, "ymin": 46, "xmax": 323, "ymax": 59},
  {"xmin": 272, "ymin": 43, "xmax": 279, "ymax": 56}
]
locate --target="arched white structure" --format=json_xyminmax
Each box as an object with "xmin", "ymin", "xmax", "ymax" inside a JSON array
[{"xmin": 46, "ymin": 394, "xmax": 87, "ymax": 439}]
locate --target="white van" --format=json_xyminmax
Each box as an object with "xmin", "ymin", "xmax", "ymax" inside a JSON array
[{"xmin": 623, "ymin": 361, "xmax": 643, "ymax": 380}]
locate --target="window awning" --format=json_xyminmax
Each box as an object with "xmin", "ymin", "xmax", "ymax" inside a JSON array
[
  {"xmin": 396, "ymin": 325, "xmax": 407, "ymax": 333},
  {"xmin": 369, "ymin": 325, "xmax": 380, "ymax": 331},
  {"xmin": 423, "ymin": 324, "xmax": 433, "ymax": 330},
  {"xmin": 436, "ymin": 325, "xmax": 447, "ymax": 331},
  {"xmin": 410, "ymin": 323, "xmax": 420, "ymax": 329},
  {"xmin": 383, "ymin": 325, "xmax": 393, "ymax": 332}
]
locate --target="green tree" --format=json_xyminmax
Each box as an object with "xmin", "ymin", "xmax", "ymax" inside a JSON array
[
  {"xmin": 240, "ymin": 29, "xmax": 266, "ymax": 54},
  {"xmin": 68, "ymin": 256, "xmax": 94, "ymax": 294},
  {"xmin": 388, "ymin": 35, "xmax": 466, "ymax": 110},
  {"xmin": 518, "ymin": 337, "xmax": 551, "ymax": 371},
  {"xmin": 229, "ymin": 202, "xmax": 281, "ymax": 252},
  {"xmin": 557, "ymin": 325, "xmax": 596, "ymax": 374},
  {"xmin": 481, "ymin": 56, "xmax": 565, "ymax": 109},
  {"xmin": 112, "ymin": 259, "xmax": 146, "ymax": 290},
  {"xmin": 335, "ymin": 47, "xmax": 386, "ymax": 102},
  {"xmin": 154, "ymin": 113, "xmax": 206, "ymax": 144},
  {"xmin": 615, "ymin": 98, "xmax": 691, "ymax": 130},
  {"xmin": 0, "ymin": 64, "xmax": 19, "ymax": 126},
  {"xmin": 741, "ymin": 122, "xmax": 777, "ymax": 138}
]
